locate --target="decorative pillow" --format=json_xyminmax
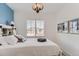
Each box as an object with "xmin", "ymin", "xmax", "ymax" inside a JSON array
[
  {"xmin": 37, "ymin": 38, "xmax": 47, "ymax": 42},
  {"xmin": 14, "ymin": 35, "xmax": 26, "ymax": 42}
]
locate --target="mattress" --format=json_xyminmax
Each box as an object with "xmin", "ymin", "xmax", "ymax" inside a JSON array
[{"xmin": 0, "ymin": 38, "xmax": 62, "ymax": 56}]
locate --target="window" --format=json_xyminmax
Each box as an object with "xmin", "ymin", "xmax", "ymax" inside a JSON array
[
  {"xmin": 26, "ymin": 20, "xmax": 44, "ymax": 37},
  {"xmin": 27, "ymin": 20, "xmax": 35, "ymax": 36}
]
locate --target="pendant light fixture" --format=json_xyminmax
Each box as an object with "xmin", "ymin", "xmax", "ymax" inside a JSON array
[{"xmin": 32, "ymin": 3, "xmax": 44, "ymax": 13}]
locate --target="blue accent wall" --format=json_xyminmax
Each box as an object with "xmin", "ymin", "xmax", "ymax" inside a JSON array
[{"xmin": 0, "ymin": 3, "xmax": 14, "ymax": 25}]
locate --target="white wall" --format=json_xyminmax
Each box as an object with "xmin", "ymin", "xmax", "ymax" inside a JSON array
[
  {"xmin": 56, "ymin": 4, "xmax": 79, "ymax": 56},
  {"xmin": 14, "ymin": 11, "xmax": 57, "ymax": 42},
  {"xmin": 13, "ymin": 3, "xmax": 79, "ymax": 56}
]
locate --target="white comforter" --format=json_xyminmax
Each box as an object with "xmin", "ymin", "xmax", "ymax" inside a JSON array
[{"xmin": 0, "ymin": 38, "xmax": 61, "ymax": 56}]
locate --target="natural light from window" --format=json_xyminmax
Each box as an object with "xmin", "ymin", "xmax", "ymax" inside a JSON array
[{"xmin": 26, "ymin": 20, "xmax": 44, "ymax": 37}]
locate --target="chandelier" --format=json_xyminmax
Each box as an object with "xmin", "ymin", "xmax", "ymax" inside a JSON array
[{"xmin": 32, "ymin": 3, "xmax": 44, "ymax": 13}]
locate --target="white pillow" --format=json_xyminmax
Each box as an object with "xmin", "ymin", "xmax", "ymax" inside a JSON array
[
  {"xmin": 4, "ymin": 35, "xmax": 18, "ymax": 45},
  {"xmin": 0, "ymin": 37, "xmax": 8, "ymax": 45}
]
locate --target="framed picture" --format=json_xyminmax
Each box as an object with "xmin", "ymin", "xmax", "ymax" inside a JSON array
[
  {"xmin": 77, "ymin": 19, "xmax": 79, "ymax": 31},
  {"xmin": 57, "ymin": 23, "xmax": 63, "ymax": 32},
  {"xmin": 57, "ymin": 21, "xmax": 69, "ymax": 33},
  {"xmin": 63, "ymin": 21, "xmax": 69, "ymax": 33},
  {"xmin": 57, "ymin": 18, "xmax": 79, "ymax": 34},
  {"xmin": 69, "ymin": 19, "xmax": 79, "ymax": 33}
]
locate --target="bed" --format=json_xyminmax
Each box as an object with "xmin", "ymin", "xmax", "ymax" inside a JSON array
[{"xmin": 0, "ymin": 36, "xmax": 62, "ymax": 56}]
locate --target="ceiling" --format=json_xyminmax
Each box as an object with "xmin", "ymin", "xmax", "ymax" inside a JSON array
[{"xmin": 7, "ymin": 3, "xmax": 67, "ymax": 15}]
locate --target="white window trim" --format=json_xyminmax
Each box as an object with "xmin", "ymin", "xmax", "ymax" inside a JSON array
[{"xmin": 26, "ymin": 20, "xmax": 45, "ymax": 38}]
